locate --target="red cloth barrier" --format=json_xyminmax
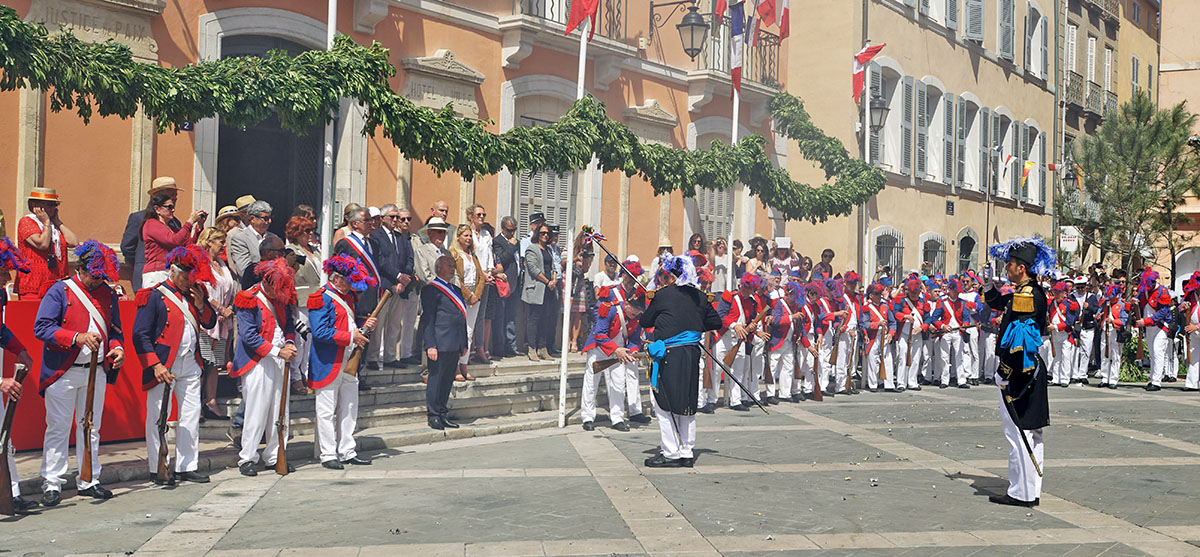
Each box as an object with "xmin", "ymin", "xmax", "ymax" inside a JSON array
[{"xmin": 4, "ymin": 299, "xmax": 167, "ymax": 451}]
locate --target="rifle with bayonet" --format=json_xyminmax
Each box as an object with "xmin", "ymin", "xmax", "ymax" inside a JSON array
[
  {"xmin": 155, "ymin": 380, "xmax": 173, "ymax": 486},
  {"xmin": 723, "ymin": 304, "xmax": 771, "ymax": 369},
  {"xmin": 80, "ymin": 352, "xmax": 98, "ymax": 486},
  {"xmin": 0, "ymin": 364, "xmax": 29, "ymax": 516}
]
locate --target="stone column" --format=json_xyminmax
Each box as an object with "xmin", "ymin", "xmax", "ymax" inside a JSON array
[
  {"xmin": 15, "ymin": 88, "xmax": 45, "ymax": 210},
  {"xmin": 396, "ymin": 153, "xmax": 413, "ymax": 210},
  {"xmin": 129, "ymin": 107, "xmax": 155, "ymax": 213},
  {"xmin": 618, "ymin": 174, "xmax": 631, "ymax": 258}
]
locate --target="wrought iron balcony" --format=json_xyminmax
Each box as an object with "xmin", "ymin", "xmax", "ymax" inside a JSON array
[
  {"xmin": 1104, "ymin": 90, "xmax": 1118, "ymax": 118},
  {"xmin": 1084, "ymin": 0, "xmax": 1120, "ymax": 24},
  {"xmin": 521, "ymin": 0, "xmax": 628, "ymax": 41},
  {"xmin": 1085, "ymin": 80, "xmax": 1103, "ymax": 116},
  {"xmin": 1064, "ymin": 71, "xmax": 1084, "ymax": 107},
  {"xmin": 1061, "ymin": 187, "xmax": 1100, "ymax": 222},
  {"xmin": 695, "ymin": 13, "xmax": 780, "ymax": 88}
]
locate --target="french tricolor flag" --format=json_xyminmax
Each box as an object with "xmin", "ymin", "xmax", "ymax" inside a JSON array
[
  {"xmin": 731, "ymin": 1, "xmax": 745, "ymax": 94},
  {"xmin": 778, "ymin": 0, "xmax": 789, "ymax": 40}
]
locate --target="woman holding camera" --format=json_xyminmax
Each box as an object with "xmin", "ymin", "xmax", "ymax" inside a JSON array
[{"xmin": 142, "ymin": 191, "xmax": 206, "ymax": 286}]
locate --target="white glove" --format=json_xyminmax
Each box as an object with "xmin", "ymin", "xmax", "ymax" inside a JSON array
[{"xmin": 982, "ymin": 264, "xmax": 995, "ymax": 291}]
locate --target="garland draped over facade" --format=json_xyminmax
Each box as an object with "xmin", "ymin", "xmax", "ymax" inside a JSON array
[{"xmin": 0, "ymin": 6, "xmax": 884, "ymax": 223}]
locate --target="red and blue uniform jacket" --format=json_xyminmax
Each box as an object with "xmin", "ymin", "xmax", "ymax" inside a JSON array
[
  {"xmin": 1048, "ymin": 298, "xmax": 1080, "ymax": 334},
  {"xmin": 0, "ymin": 290, "xmax": 27, "ymax": 360},
  {"xmin": 717, "ymin": 291, "xmax": 760, "ymax": 337},
  {"xmin": 768, "ymin": 300, "xmax": 797, "ymax": 351},
  {"xmin": 33, "ymin": 276, "xmax": 123, "ymax": 394},
  {"xmin": 132, "ymin": 280, "xmax": 217, "ymax": 390},
  {"xmin": 307, "ymin": 284, "xmax": 360, "ymax": 389},
  {"xmin": 581, "ymin": 289, "xmax": 642, "ymax": 355},
  {"xmin": 816, "ymin": 297, "xmax": 839, "ymax": 336},
  {"xmin": 835, "ymin": 293, "xmax": 863, "ymax": 335},
  {"xmin": 1138, "ymin": 286, "xmax": 1173, "ymax": 331},
  {"xmin": 1101, "ymin": 298, "xmax": 1128, "ymax": 329},
  {"xmin": 930, "ymin": 298, "xmax": 977, "ymax": 330},
  {"xmin": 974, "ymin": 298, "xmax": 1003, "ymax": 331},
  {"xmin": 859, "ymin": 300, "xmax": 889, "ymax": 352},
  {"xmin": 888, "ymin": 296, "xmax": 930, "ymax": 338},
  {"xmin": 794, "ymin": 301, "xmax": 822, "ymax": 348},
  {"xmin": 231, "ymin": 285, "xmax": 296, "ymax": 378}
]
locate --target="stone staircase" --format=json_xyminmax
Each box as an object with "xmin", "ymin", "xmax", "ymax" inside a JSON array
[{"xmin": 199, "ymin": 354, "xmax": 594, "ymax": 439}]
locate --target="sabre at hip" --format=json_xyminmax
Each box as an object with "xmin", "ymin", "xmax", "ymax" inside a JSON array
[{"xmin": 698, "ymin": 343, "xmax": 768, "ymax": 414}]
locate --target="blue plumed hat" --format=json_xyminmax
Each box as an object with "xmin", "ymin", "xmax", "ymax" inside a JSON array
[{"xmin": 988, "ymin": 237, "xmax": 1056, "ymax": 277}]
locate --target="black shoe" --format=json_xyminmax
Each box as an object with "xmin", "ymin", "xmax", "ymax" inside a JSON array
[
  {"xmin": 612, "ymin": 422, "xmax": 629, "ymax": 432},
  {"xmin": 77, "ymin": 484, "xmax": 113, "ymax": 500},
  {"xmin": 202, "ymin": 407, "xmax": 230, "ymax": 421},
  {"xmin": 678, "ymin": 457, "xmax": 695, "ymax": 468},
  {"xmin": 849, "ymin": 388, "xmax": 861, "ymax": 395},
  {"xmin": 871, "ymin": 386, "xmax": 880, "ymax": 393},
  {"xmin": 239, "ymin": 461, "xmax": 259, "ymax": 477},
  {"xmin": 428, "ymin": 417, "xmax": 445, "ymax": 430},
  {"xmin": 1146, "ymin": 384, "xmax": 1162, "ymax": 391},
  {"xmin": 989, "ymin": 493, "xmax": 1039, "ymax": 507},
  {"xmin": 969, "ymin": 379, "xmax": 979, "ymax": 386},
  {"xmin": 884, "ymin": 387, "xmax": 898, "ymax": 393},
  {"xmin": 270, "ymin": 463, "xmax": 296, "ymax": 474},
  {"xmin": 384, "ymin": 360, "xmax": 407, "ymax": 369},
  {"xmin": 1164, "ymin": 375, "xmax": 1178, "ymax": 383},
  {"xmin": 630, "ymin": 413, "xmax": 651, "ymax": 424},
  {"xmin": 322, "ymin": 460, "xmax": 345, "ymax": 470},
  {"xmin": 912, "ymin": 385, "xmax": 922, "ymax": 391},
  {"xmin": 227, "ymin": 428, "xmax": 243, "ymax": 451},
  {"xmin": 358, "ymin": 383, "xmax": 372, "ymax": 392},
  {"xmin": 790, "ymin": 393, "xmax": 804, "ymax": 403},
  {"xmin": 153, "ymin": 471, "xmax": 177, "ymax": 487},
  {"xmin": 1080, "ymin": 378, "xmax": 1090, "ymax": 385},
  {"xmin": 176, "ymin": 471, "xmax": 211, "ymax": 483},
  {"xmin": 1108, "ymin": 384, "xmax": 1118, "ymax": 389},
  {"xmin": 13, "ymin": 496, "xmax": 39, "ymax": 514},
  {"xmin": 440, "ymin": 417, "xmax": 460, "ymax": 429},
  {"xmin": 41, "ymin": 490, "xmax": 61, "ymax": 507},
  {"xmin": 341, "ymin": 456, "xmax": 371, "ymax": 466},
  {"xmin": 644, "ymin": 454, "xmax": 685, "ymax": 468},
  {"xmin": 698, "ymin": 403, "xmax": 715, "ymax": 414},
  {"xmin": 939, "ymin": 383, "xmax": 948, "ymax": 389},
  {"xmin": 730, "ymin": 403, "xmax": 749, "ymax": 411},
  {"xmin": 366, "ymin": 362, "xmax": 382, "ymax": 371},
  {"xmin": 1183, "ymin": 387, "xmax": 1199, "ymax": 392},
  {"xmin": 958, "ymin": 383, "xmax": 970, "ymax": 389},
  {"xmin": 766, "ymin": 395, "xmax": 780, "ymax": 405},
  {"xmin": 983, "ymin": 378, "xmax": 995, "ymax": 385}
]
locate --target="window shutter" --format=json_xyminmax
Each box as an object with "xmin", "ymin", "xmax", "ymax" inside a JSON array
[
  {"xmin": 1087, "ymin": 37, "xmax": 1097, "ymax": 82},
  {"xmin": 1148, "ymin": 64, "xmax": 1153, "ymax": 93},
  {"xmin": 868, "ymin": 63, "xmax": 883, "ymax": 164},
  {"xmin": 978, "ymin": 107, "xmax": 990, "ymax": 192},
  {"xmin": 947, "ymin": 0, "xmax": 959, "ymax": 30},
  {"xmin": 1024, "ymin": 4, "xmax": 1032, "ymax": 71},
  {"xmin": 1040, "ymin": 16, "xmax": 1049, "ymax": 78},
  {"xmin": 919, "ymin": 0, "xmax": 930, "ymax": 17},
  {"xmin": 1104, "ymin": 48, "xmax": 1113, "ymax": 91},
  {"xmin": 904, "ymin": 0, "xmax": 917, "ymax": 8},
  {"xmin": 1000, "ymin": 0, "xmax": 1014, "ymax": 61},
  {"xmin": 955, "ymin": 96, "xmax": 966, "ymax": 189},
  {"xmin": 1065, "ymin": 25, "xmax": 1077, "ymax": 73},
  {"xmin": 1038, "ymin": 131, "xmax": 1047, "ymax": 205},
  {"xmin": 902, "ymin": 76, "xmax": 914, "ymax": 176},
  {"xmin": 965, "ymin": 0, "xmax": 984, "ymax": 41},
  {"xmin": 991, "ymin": 112, "xmax": 1002, "ymax": 195},
  {"xmin": 1132, "ymin": 55, "xmax": 1140, "ymax": 95},
  {"xmin": 944, "ymin": 93, "xmax": 955, "ymax": 185},
  {"xmin": 915, "ymin": 80, "xmax": 928, "ymax": 179},
  {"xmin": 1019, "ymin": 122, "xmax": 1029, "ymax": 200}
]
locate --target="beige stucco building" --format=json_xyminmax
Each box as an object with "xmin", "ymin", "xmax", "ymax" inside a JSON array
[
  {"xmin": 783, "ymin": 0, "xmax": 1056, "ymax": 278},
  {"xmin": 1156, "ymin": 0, "xmax": 1200, "ymax": 289}
]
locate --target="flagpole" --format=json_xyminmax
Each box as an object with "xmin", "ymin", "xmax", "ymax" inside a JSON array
[
  {"xmin": 727, "ymin": 87, "xmax": 739, "ymax": 293},
  {"xmin": 558, "ymin": 17, "xmax": 589, "ymax": 429}
]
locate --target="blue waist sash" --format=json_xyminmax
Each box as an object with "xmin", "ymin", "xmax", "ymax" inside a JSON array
[
  {"xmin": 648, "ymin": 330, "xmax": 703, "ymax": 389},
  {"xmin": 1000, "ymin": 318, "xmax": 1042, "ymax": 373}
]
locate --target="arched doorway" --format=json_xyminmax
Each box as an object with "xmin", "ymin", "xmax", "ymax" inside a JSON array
[
  {"xmin": 216, "ymin": 35, "xmax": 322, "ymax": 236},
  {"xmin": 1175, "ymin": 248, "xmax": 1200, "ymax": 291}
]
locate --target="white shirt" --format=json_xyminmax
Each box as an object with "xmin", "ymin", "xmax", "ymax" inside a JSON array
[
  {"xmin": 593, "ymin": 271, "xmax": 620, "ymax": 289},
  {"xmin": 73, "ymin": 311, "xmax": 102, "ymax": 366},
  {"xmin": 472, "ymin": 227, "xmax": 494, "ymax": 272},
  {"xmin": 461, "ymin": 251, "xmax": 480, "ymax": 290}
]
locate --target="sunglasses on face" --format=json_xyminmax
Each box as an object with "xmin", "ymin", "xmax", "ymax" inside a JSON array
[
  {"xmin": 399, "ymin": 217, "xmax": 412, "ymax": 222},
  {"xmin": 383, "ymin": 215, "xmax": 399, "ymax": 220},
  {"xmin": 160, "ymin": 204, "xmax": 175, "ymax": 210},
  {"xmin": 303, "ymin": 228, "xmax": 316, "ymax": 234},
  {"xmin": 474, "ymin": 212, "xmax": 486, "ymax": 218},
  {"xmin": 254, "ymin": 214, "xmax": 272, "ymax": 221}
]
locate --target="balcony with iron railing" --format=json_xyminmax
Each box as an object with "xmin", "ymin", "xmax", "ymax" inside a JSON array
[
  {"xmin": 1085, "ymin": 81, "xmax": 1103, "ymax": 116},
  {"xmin": 1084, "ymin": 0, "xmax": 1120, "ymax": 23},
  {"xmin": 520, "ymin": 0, "xmax": 628, "ymax": 41},
  {"xmin": 1061, "ymin": 187, "xmax": 1100, "ymax": 222},
  {"xmin": 1064, "ymin": 70, "xmax": 1085, "ymax": 107},
  {"xmin": 1104, "ymin": 90, "xmax": 1118, "ymax": 118},
  {"xmin": 695, "ymin": 13, "xmax": 781, "ymax": 88}
]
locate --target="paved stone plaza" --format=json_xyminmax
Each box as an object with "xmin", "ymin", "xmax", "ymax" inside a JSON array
[{"xmin": 5, "ymin": 383, "xmax": 1200, "ymax": 556}]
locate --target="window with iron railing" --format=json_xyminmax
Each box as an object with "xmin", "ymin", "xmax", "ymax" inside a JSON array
[
  {"xmin": 696, "ymin": 13, "xmax": 781, "ymax": 88},
  {"xmin": 520, "ymin": 0, "xmax": 628, "ymax": 41}
]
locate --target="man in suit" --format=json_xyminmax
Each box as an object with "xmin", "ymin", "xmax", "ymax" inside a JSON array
[
  {"xmin": 421, "ymin": 255, "xmax": 468, "ymax": 430},
  {"xmin": 227, "ymin": 200, "xmax": 277, "ymax": 284},
  {"xmin": 333, "ymin": 208, "xmax": 382, "ymax": 380},
  {"xmin": 120, "ymin": 177, "xmax": 183, "ymax": 292},
  {"xmin": 368, "ymin": 204, "xmax": 414, "ymax": 369}
]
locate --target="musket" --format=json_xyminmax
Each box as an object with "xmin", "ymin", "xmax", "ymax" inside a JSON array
[
  {"xmin": 0, "ymin": 364, "xmax": 29, "ymax": 516},
  {"xmin": 810, "ymin": 338, "xmax": 824, "ymax": 401},
  {"xmin": 593, "ymin": 352, "xmax": 650, "ymax": 374},
  {"xmin": 846, "ymin": 331, "xmax": 857, "ymax": 392},
  {"xmin": 723, "ymin": 305, "xmax": 771, "ymax": 370},
  {"xmin": 702, "ymin": 332, "xmax": 713, "ymax": 390},
  {"xmin": 998, "ymin": 383, "xmax": 1043, "ymax": 477},
  {"xmin": 345, "ymin": 290, "xmax": 393, "ymax": 376},
  {"xmin": 905, "ymin": 316, "xmax": 917, "ymax": 367},
  {"xmin": 275, "ymin": 335, "xmax": 291, "ymax": 476},
  {"xmin": 80, "ymin": 351, "xmax": 98, "ymax": 485},
  {"xmin": 155, "ymin": 379, "xmax": 173, "ymax": 486},
  {"xmin": 699, "ymin": 343, "xmax": 768, "ymax": 414}
]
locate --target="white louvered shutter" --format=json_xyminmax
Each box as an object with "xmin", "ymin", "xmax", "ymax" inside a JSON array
[
  {"xmin": 944, "ymin": 93, "xmax": 955, "ymax": 185},
  {"xmin": 956, "ymin": 96, "xmax": 967, "ymax": 189},
  {"xmin": 902, "ymin": 76, "xmax": 914, "ymax": 176},
  {"xmin": 1104, "ymin": 48, "xmax": 1112, "ymax": 91},
  {"xmin": 991, "ymin": 112, "xmax": 1002, "ymax": 195},
  {"xmin": 1065, "ymin": 25, "xmax": 1077, "ymax": 73},
  {"xmin": 965, "ymin": 0, "xmax": 984, "ymax": 42},
  {"xmin": 947, "ymin": 0, "xmax": 958, "ymax": 30},
  {"xmin": 1038, "ymin": 131, "xmax": 1047, "ymax": 205},
  {"xmin": 978, "ymin": 107, "xmax": 990, "ymax": 192},
  {"xmin": 1000, "ymin": 0, "xmax": 1014, "ymax": 61},
  {"xmin": 868, "ymin": 63, "xmax": 883, "ymax": 164},
  {"xmin": 1132, "ymin": 55, "xmax": 1140, "ymax": 95},
  {"xmin": 1087, "ymin": 37, "xmax": 1097, "ymax": 82},
  {"xmin": 919, "ymin": 0, "xmax": 930, "ymax": 17},
  {"xmin": 915, "ymin": 80, "xmax": 928, "ymax": 179},
  {"xmin": 1024, "ymin": 4, "xmax": 1032, "ymax": 71},
  {"xmin": 1040, "ymin": 16, "xmax": 1049, "ymax": 78}
]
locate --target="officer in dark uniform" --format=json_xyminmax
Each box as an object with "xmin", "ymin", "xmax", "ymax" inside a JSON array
[
  {"xmin": 982, "ymin": 238, "xmax": 1052, "ymax": 507},
  {"xmin": 638, "ymin": 255, "xmax": 722, "ymax": 468}
]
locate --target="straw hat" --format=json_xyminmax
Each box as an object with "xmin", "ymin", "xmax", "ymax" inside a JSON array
[
  {"xmin": 235, "ymin": 195, "xmax": 257, "ymax": 211},
  {"xmin": 422, "ymin": 216, "xmax": 452, "ymax": 231},
  {"xmin": 27, "ymin": 187, "xmax": 60, "ymax": 202},
  {"xmin": 148, "ymin": 176, "xmax": 182, "ymax": 195},
  {"xmin": 215, "ymin": 205, "xmax": 240, "ymax": 224},
  {"xmin": 658, "ymin": 237, "xmax": 672, "ymax": 249}
]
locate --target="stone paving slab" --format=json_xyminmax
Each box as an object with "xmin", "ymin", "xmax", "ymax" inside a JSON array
[
  {"xmin": 885, "ymin": 423, "xmax": 1197, "ymax": 463},
  {"xmin": 379, "ymin": 434, "xmax": 586, "ymax": 469},
  {"xmin": 999, "ymin": 464, "xmax": 1200, "ymax": 529}
]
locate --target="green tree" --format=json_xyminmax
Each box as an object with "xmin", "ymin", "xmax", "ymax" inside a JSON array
[{"xmin": 1057, "ymin": 89, "xmax": 1200, "ymax": 281}]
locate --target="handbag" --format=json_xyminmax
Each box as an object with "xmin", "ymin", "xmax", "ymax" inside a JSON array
[{"xmin": 496, "ymin": 278, "xmax": 512, "ymax": 298}]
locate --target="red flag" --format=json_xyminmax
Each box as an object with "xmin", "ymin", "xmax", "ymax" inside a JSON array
[
  {"xmin": 851, "ymin": 43, "xmax": 886, "ymax": 101},
  {"xmin": 778, "ymin": 0, "xmax": 790, "ymax": 40},
  {"xmin": 756, "ymin": 0, "xmax": 776, "ymax": 27},
  {"xmin": 715, "ymin": 0, "xmax": 728, "ymax": 26},
  {"xmin": 565, "ymin": 0, "xmax": 600, "ymax": 40}
]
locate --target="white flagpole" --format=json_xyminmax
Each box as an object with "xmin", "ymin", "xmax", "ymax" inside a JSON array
[
  {"xmin": 559, "ymin": 17, "xmax": 589, "ymax": 429},
  {"xmin": 727, "ymin": 87, "xmax": 739, "ymax": 293},
  {"xmin": 320, "ymin": 0, "xmax": 338, "ymax": 260}
]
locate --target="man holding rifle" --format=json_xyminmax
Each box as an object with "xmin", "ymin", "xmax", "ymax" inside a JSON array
[
  {"xmin": 133, "ymin": 245, "xmax": 217, "ymax": 485},
  {"xmin": 232, "ymin": 258, "xmax": 298, "ymax": 476},
  {"xmin": 930, "ymin": 278, "xmax": 976, "ymax": 389},
  {"xmin": 888, "ymin": 277, "xmax": 930, "ymax": 392},
  {"xmin": 35, "ymin": 240, "xmax": 124, "ymax": 506},
  {"xmin": 714, "ymin": 274, "xmax": 765, "ymax": 411},
  {"xmin": 982, "ymin": 237, "xmax": 1052, "ymax": 507},
  {"xmin": 0, "ymin": 238, "xmax": 37, "ymax": 514},
  {"xmin": 308, "ymin": 255, "xmax": 378, "ymax": 469},
  {"xmin": 1097, "ymin": 283, "xmax": 1129, "ymax": 389},
  {"xmin": 834, "ymin": 273, "xmax": 863, "ymax": 395},
  {"xmin": 609, "ymin": 259, "xmax": 651, "ymax": 424},
  {"xmin": 861, "ymin": 282, "xmax": 888, "ymax": 393},
  {"xmin": 638, "ymin": 255, "xmax": 722, "ymax": 468},
  {"xmin": 333, "ymin": 208, "xmax": 381, "ymax": 386},
  {"xmin": 580, "ymin": 284, "xmax": 644, "ymax": 432}
]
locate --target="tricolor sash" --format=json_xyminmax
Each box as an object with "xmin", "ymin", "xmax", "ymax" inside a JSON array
[
  {"xmin": 345, "ymin": 234, "xmax": 380, "ymax": 279},
  {"xmin": 431, "ymin": 278, "xmax": 467, "ymax": 319}
]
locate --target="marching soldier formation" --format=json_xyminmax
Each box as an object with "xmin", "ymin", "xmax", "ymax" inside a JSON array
[{"xmin": 0, "ymin": 209, "xmax": 1196, "ymax": 514}]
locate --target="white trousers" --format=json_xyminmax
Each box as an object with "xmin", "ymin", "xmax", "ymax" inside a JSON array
[
  {"xmin": 42, "ymin": 366, "xmax": 105, "ymax": 491},
  {"xmin": 768, "ymin": 345, "xmax": 796, "ymax": 397},
  {"xmin": 315, "ymin": 370, "xmax": 359, "ymax": 463},
  {"xmin": 3, "ymin": 397, "xmax": 17, "ymax": 496},
  {"xmin": 624, "ymin": 361, "xmax": 644, "ymax": 416},
  {"xmin": 1100, "ymin": 329, "xmax": 1122, "ymax": 386},
  {"xmin": 999, "ymin": 388, "xmax": 1044, "ymax": 502},
  {"xmin": 715, "ymin": 333, "xmax": 747, "ymax": 407},
  {"xmin": 832, "ymin": 332, "xmax": 857, "ymax": 393},
  {"xmin": 653, "ymin": 396, "xmax": 695, "ymax": 460},
  {"xmin": 238, "ymin": 356, "xmax": 289, "ymax": 466},
  {"xmin": 863, "ymin": 338, "xmax": 882, "ymax": 390},
  {"xmin": 1146, "ymin": 327, "xmax": 1168, "ymax": 386},
  {"xmin": 701, "ymin": 337, "xmax": 724, "ymax": 405},
  {"xmin": 1049, "ymin": 331, "xmax": 1073, "ymax": 385},
  {"xmin": 980, "ymin": 331, "xmax": 998, "ymax": 381},
  {"xmin": 939, "ymin": 333, "xmax": 965, "ymax": 386},
  {"xmin": 894, "ymin": 327, "xmax": 924, "ymax": 389},
  {"xmin": 746, "ymin": 336, "xmax": 764, "ymax": 402},
  {"xmin": 145, "ymin": 356, "xmax": 203, "ymax": 474},
  {"xmin": 817, "ymin": 332, "xmax": 835, "ymax": 392},
  {"xmin": 292, "ymin": 308, "xmax": 312, "ymax": 382},
  {"xmin": 582, "ymin": 348, "xmax": 627, "ymax": 424},
  {"xmin": 458, "ymin": 301, "xmax": 482, "ymax": 365},
  {"xmin": 962, "ymin": 328, "xmax": 980, "ymax": 380},
  {"xmin": 1072, "ymin": 328, "xmax": 1095, "ymax": 380},
  {"xmin": 796, "ymin": 340, "xmax": 817, "ymax": 394}
]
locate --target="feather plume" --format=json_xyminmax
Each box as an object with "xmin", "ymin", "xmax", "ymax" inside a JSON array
[
  {"xmin": 74, "ymin": 239, "xmax": 119, "ymax": 282},
  {"xmin": 166, "ymin": 244, "xmax": 215, "ymax": 284},
  {"xmin": 254, "ymin": 258, "xmax": 297, "ymax": 305},
  {"xmin": 0, "ymin": 237, "xmax": 31, "ymax": 273},
  {"xmin": 987, "ymin": 237, "xmax": 1056, "ymax": 277},
  {"xmin": 323, "ymin": 254, "xmax": 378, "ymax": 292}
]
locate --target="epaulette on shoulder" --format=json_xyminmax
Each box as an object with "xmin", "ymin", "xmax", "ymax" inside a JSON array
[
  {"xmin": 134, "ymin": 288, "xmax": 153, "ymax": 308},
  {"xmin": 234, "ymin": 290, "xmax": 258, "ymax": 309},
  {"xmin": 307, "ymin": 290, "xmax": 325, "ymax": 310},
  {"xmin": 720, "ymin": 290, "xmax": 735, "ymax": 303}
]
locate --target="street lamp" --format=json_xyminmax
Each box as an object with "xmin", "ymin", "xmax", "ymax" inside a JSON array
[
  {"xmin": 869, "ymin": 93, "xmax": 890, "ymax": 132},
  {"xmin": 650, "ymin": 1, "xmax": 710, "ymax": 62}
]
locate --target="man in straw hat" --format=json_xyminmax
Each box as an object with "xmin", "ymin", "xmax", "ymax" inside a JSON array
[
  {"xmin": 982, "ymin": 237, "xmax": 1053, "ymax": 507},
  {"xmin": 17, "ymin": 187, "xmax": 77, "ymax": 299},
  {"xmin": 122, "ymin": 177, "xmax": 185, "ymax": 292}
]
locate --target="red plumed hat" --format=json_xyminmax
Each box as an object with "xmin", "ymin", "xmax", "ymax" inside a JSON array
[
  {"xmin": 166, "ymin": 245, "xmax": 215, "ymax": 284},
  {"xmin": 254, "ymin": 257, "xmax": 297, "ymax": 305},
  {"xmin": 323, "ymin": 254, "xmax": 378, "ymax": 292}
]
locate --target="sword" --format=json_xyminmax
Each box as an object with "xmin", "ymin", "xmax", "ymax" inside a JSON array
[
  {"xmin": 996, "ymin": 373, "xmax": 1044, "ymax": 477},
  {"xmin": 698, "ymin": 343, "xmax": 768, "ymax": 414}
]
